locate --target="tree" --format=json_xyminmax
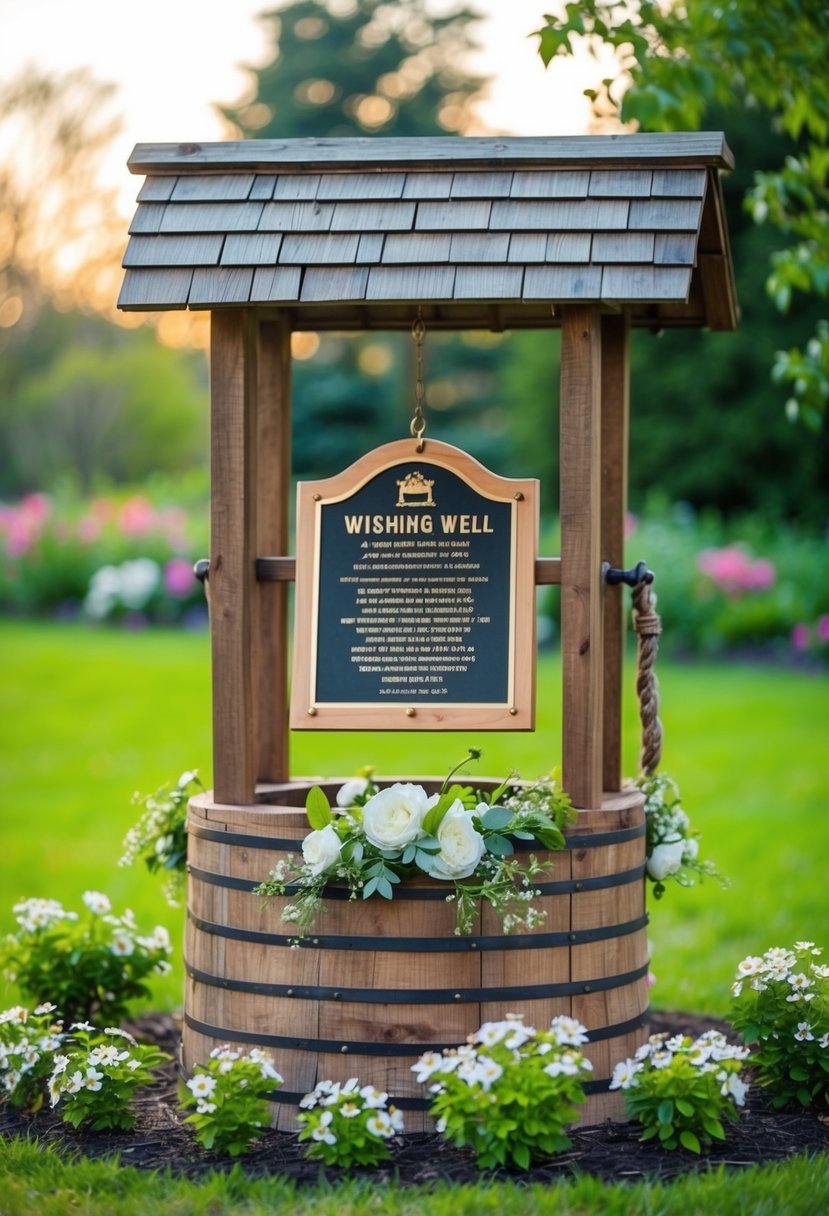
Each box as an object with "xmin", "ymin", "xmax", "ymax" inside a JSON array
[
  {"xmin": 221, "ymin": 0, "xmax": 487, "ymax": 139},
  {"xmin": 534, "ymin": 0, "xmax": 829, "ymax": 429}
]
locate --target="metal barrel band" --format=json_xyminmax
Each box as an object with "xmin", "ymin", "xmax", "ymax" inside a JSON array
[
  {"xmin": 188, "ymin": 861, "xmax": 646, "ymax": 899},
  {"xmin": 187, "ymin": 820, "xmax": 645, "ymax": 853},
  {"xmin": 186, "ymin": 909, "xmax": 649, "ymax": 953},
  {"xmin": 184, "ymin": 960, "xmax": 650, "ymax": 1005},
  {"xmin": 183, "ymin": 1007, "xmax": 648, "ymax": 1064}
]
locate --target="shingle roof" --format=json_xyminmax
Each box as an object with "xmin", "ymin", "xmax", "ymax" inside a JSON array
[{"xmin": 118, "ymin": 134, "xmax": 738, "ymax": 331}]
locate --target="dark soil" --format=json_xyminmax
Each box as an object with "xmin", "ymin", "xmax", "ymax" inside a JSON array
[{"xmin": 2, "ymin": 1011, "xmax": 827, "ymax": 1186}]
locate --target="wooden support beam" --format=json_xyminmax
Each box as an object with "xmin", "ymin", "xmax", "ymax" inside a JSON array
[
  {"xmin": 209, "ymin": 310, "xmax": 259, "ymax": 805},
  {"xmin": 560, "ymin": 305, "xmax": 604, "ymax": 809},
  {"xmin": 255, "ymin": 318, "xmax": 292, "ymax": 783},
  {"xmin": 600, "ymin": 313, "xmax": 630, "ymax": 792}
]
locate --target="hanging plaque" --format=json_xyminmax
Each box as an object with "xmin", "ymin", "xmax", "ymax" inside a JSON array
[{"xmin": 291, "ymin": 439, "xmax": 538, "ymax": 731}]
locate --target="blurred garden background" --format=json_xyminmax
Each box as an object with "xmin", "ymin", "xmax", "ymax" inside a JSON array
[{"xmin": 1, "ymin": 0, "xmax": 828, "ymax": 1022}]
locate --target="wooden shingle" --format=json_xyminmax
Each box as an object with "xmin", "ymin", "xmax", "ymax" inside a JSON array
[{"xmin": 118, "ymin": 134, "xmax": 738, "ymax": 329}]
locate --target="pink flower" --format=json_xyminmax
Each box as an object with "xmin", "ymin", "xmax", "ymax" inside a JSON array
[
  {"xmin": 697, "ymin": 545, "xmax": 776, "ymax": 594},
  {"xmin": 743, "ymin": 557, "xmax": 776, "ymax": 590},
  {"xmin": 119, "ymin": 496, "xmax": 155, "ymax": 537},
  {"xmin": 791, "ymin": 623, "xmax": 810, "ymax": 652},
  {"xmin": 76, "ymin": 516, "xmax": 102, "ymax": 543},
  {"xmin": 163, "ymin": 557, "xmax": 194, "ymax": 597},
  {"xmin": 817, "ymin": 615, "xmax": 829, "ymax": 644}
]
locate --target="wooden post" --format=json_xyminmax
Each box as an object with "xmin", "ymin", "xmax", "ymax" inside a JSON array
[
  {"xmin": 255, "ymin": 318, "xmax": 292, "ymax": 783},
  {"xmin": 600, "ymin": 313, "xmax": 630, "ymax": 792},
  {"xmin": 559, "ymin": 306, "xmax": 603, "ymax": 809},
  {"xmin": 209, "ymin": 310, "xmax": 259, "ymax": 805}
]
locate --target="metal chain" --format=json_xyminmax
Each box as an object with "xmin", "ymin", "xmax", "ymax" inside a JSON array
[{"xmin": 410, "ymin": 311, "xmax": 426, "ymax": 451}]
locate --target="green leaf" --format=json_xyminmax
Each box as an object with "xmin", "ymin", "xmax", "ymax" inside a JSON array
[
  {"xmin": 422, "ymin": 791, "xmax": 456, "ymax": 837},
  {"xmin": 480, "ymin": 806, "xmax": 512, "ymax": 830},
  {"xmin": 789, "ymin": 1067, "xmax": 809, "ymax": 1081},
  {"xmin": 306, "ymin": 786, "xmax": 332, "ymax": 830},
  {"xmin": 362, "ymin": 875, "xmax": 380, "ymax": 899},
  {"xmin": 675, "ymin": 1098, "xmax": 695, "ymax": 1118},
  {"xmin": 679, "ymin": 1129, "xmax": 701, "ymax": 1154},
  {"xmin": 485, "ymin": 834, "xmax": 514, "ymax": 857},
  {"xmin": 657, "ymin": 1099, "xmax": 674, "ymax": 1126}
]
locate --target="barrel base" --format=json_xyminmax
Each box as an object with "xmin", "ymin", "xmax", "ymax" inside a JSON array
[{"xmin": 183, "ymin": 781, "xmax": 648, "ymax": 1131}]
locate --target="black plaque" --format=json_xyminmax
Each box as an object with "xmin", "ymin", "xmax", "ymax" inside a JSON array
[{"xmin": 291, "ymin": 440, "xmax": 538, "ymax": 730}]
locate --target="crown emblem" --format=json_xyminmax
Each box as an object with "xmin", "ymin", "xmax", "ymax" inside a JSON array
[{"xmin": 396, "ymin": 470, "xmax": 435, "ymax": 508}]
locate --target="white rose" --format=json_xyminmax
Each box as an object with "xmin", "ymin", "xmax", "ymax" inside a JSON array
[
  {"xmin": 336, "ymin": 777, "xmax": 369, "ymax": 808},
  {"xmin": 647, "ymin": 840, "xmax": 685, "ymax": 881},
  {"xmin": 428, "ymin": 800, "xmax": 486, "ymax": 880},
  {"xmin": 302, "ymin": 824, "xmax": 342, "ymax": 876},
  {"xmin": 361, "ymin": 783, "xmax": 436, "ymax": 850}
]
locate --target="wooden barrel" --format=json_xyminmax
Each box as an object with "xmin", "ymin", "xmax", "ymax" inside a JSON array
[{"xmin": 183, "ymin": 782, "xmax": 648, "ymax": 1129}]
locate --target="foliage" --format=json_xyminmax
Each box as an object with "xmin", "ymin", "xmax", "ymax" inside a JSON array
[
  {"xmin": 0, "ymin": 1002, "xmax": 65, "ymax": 1113},
  {"xmin": 222, "ymin": 0, "xmax": 487, "ymax": 140},
  {"xmin": 414, "ymin": 1014, "xmax": 592, "ymax": 1170},
  {"xmin": 119, "ymin": 770, "xmax": 202, "ymax": 907},
  {"xmin": 609, "ymin": 1030, "xmax": 750, "ymax": 1153},
  {"xmin": 180, "ymin": 1046, "xmax": 283, "ymax": 1157},
  {"xmin": 638, "ymin": 772, "xmax": 726, "ymax": 901},
  {"xmin": 0, "ymin": 486, "xmax": 208, "ymax": 622},
  {"xmin": 0, "ymin": 893, "xmax": 173, "ymax": 1026},
  {"xmin": 534, "ymin": 0, "xmax": 829, "ymax": 429},
  {"xmin": 729, "ymin": 941, "xmax": 829, "ymax": 1111},
  {"xmin": 47, "ymin": 1023, "xmax": 170, "ymax": 1131},
  {"xmin": 254, "ymin": 750, "xmax": 575, "ymax": 936},
  {"xmin": 298, "ymin": 1078, "xmax": 404, "ymax": 1167}
]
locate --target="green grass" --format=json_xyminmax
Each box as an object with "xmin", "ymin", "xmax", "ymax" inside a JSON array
[
  {"xmin": 1, "ymin": 620, "xmax": 827, "ymax": 1016},
  {"xmin": 1, "ymin": 619, "xmax": 827, "ymax": 1211},
  {"xmin": 0, "ymin": 1139, "xmax": 827, "ymax": 1216}
]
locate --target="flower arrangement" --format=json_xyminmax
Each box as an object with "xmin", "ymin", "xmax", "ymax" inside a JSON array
[
  {"xmin": 119, "ymin": 770, "xmax": 202, "ymax": 906},
  {"xmin": 48, "ymin": 1023, "xmax": 170, "ymax": 1130},
  {"xmin": 637, "ymin": 772, "xmax": 726, "ymax": 900},
  {"xmin": 729, "ymin": 940, "xmax": 829, "ymax": 1110},
  {"xmin": 0, "ymin": 1002, "xmax": 65, "ymax": 1113},
  {"xmin": 180, "ymin": 1046, "xmax": 283, "ymax": 1156},
  {"xmin": 254, "ymin": 750, "xmax": 575, "ymax": 937},
  {"xmin": 609, "ymin": 1030, "xmax": 750, "ymax": 1153},
  {"xmin": 297, "ymin": 1078, "xmax": 404, "ymax": 1167},
  {"xmin": 0, "ymin": 893, "xmax": 173, "ymax": 1025},
  {"xmin": 412, "ymin": 1014, "xmax": 593, "ymax": 1170}
]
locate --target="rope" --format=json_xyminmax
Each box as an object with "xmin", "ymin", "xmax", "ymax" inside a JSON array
[{"xmin": 632, "ymin": 579, "xmax": 663, "ymax": 775}]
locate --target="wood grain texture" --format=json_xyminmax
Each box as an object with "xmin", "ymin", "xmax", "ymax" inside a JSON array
[
  {"xmin": 122, "ymin": 234, "xmax": 224, "ymax": 267},
  {"xmin": 170, "ymin": 174, "xmax": 255, "ymax": 201},
  {"xmin": 453, "ymin": 265, "xmax": 524, "ymax": 299},
  {"xmin": 116, "ymin": 268, "xmax": 194, "ymax": 309},
  {"xmin": 189, "ymin": 268, "xmax": 254, "ymax": 306},
  {"xmin": 589, "ymin": 169, "xmax": 652, "ymax": 197},
  {"xmin": 209, "ymin": 311, "xmax": 259, "ymax": 805},
  {"xmin": 600, "ymin": 314, "xmax": 630, "ymax": 793},
  {"xmin": 523, "ymin": 265, "xmax": 603, "ymax": 300},
  {"xmin": 560, "ymin": 306, "xmax": 604, "ymax": 809},
  {"xmin": 221, "ymin": 233, "xmax": 283, "ymax": 266},
  {"xmin": 128, "ymin": 132, "xmax": 734, "ymax": 174},
  {"xmin": 255, "ymin": 318, "xmax": 291, "ymax": 783}
]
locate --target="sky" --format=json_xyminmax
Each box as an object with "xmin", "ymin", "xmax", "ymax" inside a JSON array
[{"xmin": 0, "ymin": 0, "xmax": 609, "ymax": 215}]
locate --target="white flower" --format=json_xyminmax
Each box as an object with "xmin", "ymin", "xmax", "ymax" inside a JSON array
[
  {"xmin": 474, "ymin": 1021, "xmax": 512, "ymax": 1048},
  {"xmin": 609, "ymin": 1059, "xmax": 641, "ymax": 1090},
  {"xmin": 82, "ymin": 891, "xmax": 111, "ymax": 915},
  {"xmin": 64, "ymin": 1070, "xmax": 84, "ymax": 1094},
  {"xmin": 737, "ymin": 956, "xmax": 765, "ymax": 977},
  {"xmin": 646, "ymin": 840, "xmax": 685, "ymax": 881},
  {"xmin": 336, "ymin": 778, "xmax": 369, "ymax": 808},
  {"xmin": 360, "ymin": 1085, "xmax": 389, "ymax": 1109},
  {"xmin": 340, "ymin": 1101, "xmax": 361, "ymax": 1118},
  {"xmin": 301, "ymin": 824, "xmax": 342, "ymax": 876},
  {"xmin": 85, "ymin": 1067, "xmax": 104, "ymax": 1091},
  {"xmin": 311, "ymin": 1109, "xmax": 336, "ymax": 1144},
  {"xmin": 110, "ymin": 934, "xmax": 134, "ymax": 957},
  {"xmin": 196, "ymin": 1100, "xmax": 216, "ymax": 1114},
  {"xmin": 476, "ymin": 1057, "xmax": 504, "ymax": 1090},
  {"xmin": 177, "ymin": 770, "xmax": 199, "ymax": 788},
  {"xmin": 794, "ymin": 1022, "xmax": 814, "ymax": 1042},
  {"xmin": 366, "ymin": 1110, "xmax": 394, "ymax": 1138},
  {"xmin": 187, "ymin": 1073, "xmax": 217, "ymax": 1099},
  {"xmin": 719, "ymin": 1071, "xmax": 749, "ymax": 1106},
  {"xmin": 682, "ymin": 837, "xmax": 699, "ymax": 861},
  {"xmin": 361, "ymin": 783, "xmax": 436, "ymax": 850},
  {"xmin": 426, "ymin": 800, "xmax": 486, "ymax": 880},
  {"xmin": 549, "ymin": 1016, "xmax": 590, "ymax": 1047},
  {"xmin": 411, "ymin": 1051, "xmax": 445, "ymax": 1083}
]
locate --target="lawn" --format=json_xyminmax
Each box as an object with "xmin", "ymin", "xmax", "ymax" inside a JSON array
[{"xmin": 1, "ymin": 619, "xmax": 827, "ymax": 1212}]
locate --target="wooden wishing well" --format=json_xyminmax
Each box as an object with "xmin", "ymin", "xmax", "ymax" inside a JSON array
[{"xmin": 118, "ymin": 133, "xmax": 738, "ymax": 1126}]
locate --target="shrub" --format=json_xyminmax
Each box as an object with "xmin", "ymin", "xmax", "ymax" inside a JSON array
[
  {"xmin": 180, "ymin": 1046, "xmax": 283, "ymax": 1156},
  {"xmin": 610, "ymin": 1030, "xmax": 750, "ymax": 1153},
  {"xmin": 0, "ymin": 1002, "xmax": 66, "ymax": 1113},
  {"xmin": 413, "ymin": 1014, "xmax": 592, "ymax": 1170},
  {"xmin": 48, "ymin": 1023, "xmax": 170, "ymax": 1130},
  {"xmin": 729, "ymin": 941, "xmax": 829, "ymax": 1110},
  {"xmin": 119, "ymin": 770, "xmax": 202, "ymax": 906},
  {"xmin": 297, "ymin": 1078, "xmax": 404, "ymax": 1167},
  {"xmin": 0, "ymin": 893, "xmax": 173, "ymax": 1025}
]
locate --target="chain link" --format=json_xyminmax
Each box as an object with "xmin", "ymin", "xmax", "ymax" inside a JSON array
[{"xmin": 410, "ymin": 312, "xmax": 426, "ymax": 451}]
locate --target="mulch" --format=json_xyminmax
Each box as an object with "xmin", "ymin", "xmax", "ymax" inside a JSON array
[{"xmin": 2, "ymin": 1010, "xmax": 827, "ymax": 1186}]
